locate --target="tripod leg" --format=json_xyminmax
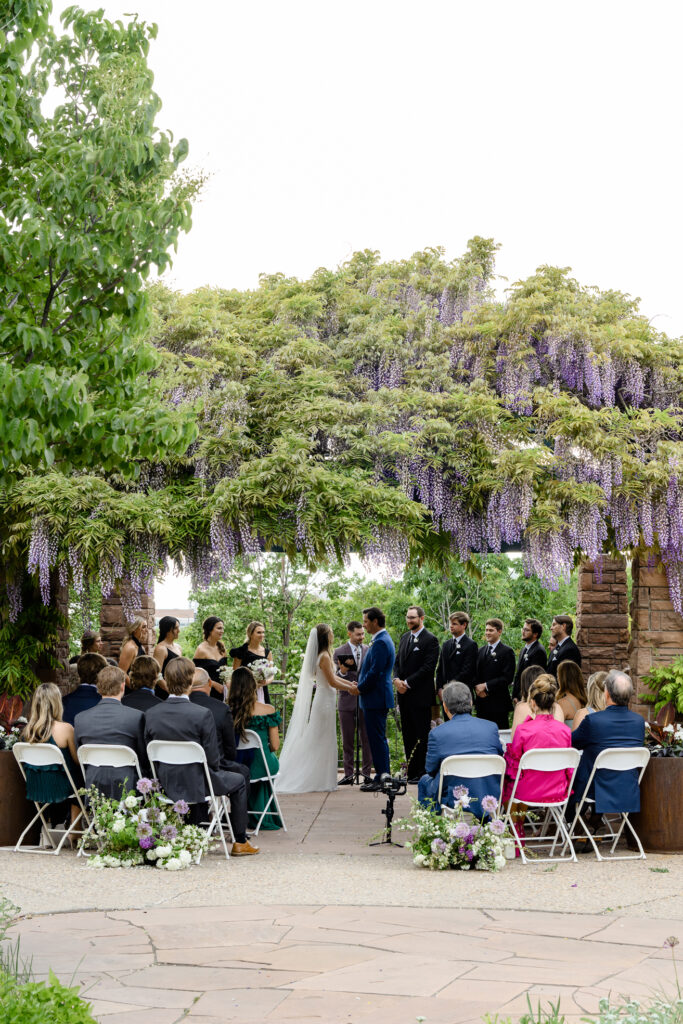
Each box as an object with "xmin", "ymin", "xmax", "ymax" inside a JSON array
[{"xmin": 354, "ymin": 701, "xmax": 361, "ymax": 783}]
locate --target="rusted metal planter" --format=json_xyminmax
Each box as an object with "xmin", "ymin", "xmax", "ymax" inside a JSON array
[
  {"xmin": 630, "ymin": 756, "xmax": 683, "ymax": 853},
  {"xmin": 0, "ymin": 749, "xmax": 39, "ymax": 847}
]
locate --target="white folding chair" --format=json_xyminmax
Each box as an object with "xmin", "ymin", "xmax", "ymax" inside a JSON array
[
  {"xmin": 503, "ymin": 747, "xmax": 582, "ymax": 864},
  {"xmin": 12, "ymin": 743, "xmax": 90, "ymax": 855},
  {"xmin": 498, "ymin": 729, "xmax": 512, "ymax": 751},
  {"xmin": 566, "ymin": 747, "xmax": 650, "ymax": 860},
  {"xmin": 146, "ymin": 740, "xmax": 234, "ymax": 859},
  {"xmin": 237, "ymin": 729, "xmax": 287, "ymax": 835},
  {"xmin": 76, "ymin": 744, "xmax": 142, "ymax": 857},
  {"xmin": 437, "ymin": 754, "xmax": 506, "ymax": 819}
]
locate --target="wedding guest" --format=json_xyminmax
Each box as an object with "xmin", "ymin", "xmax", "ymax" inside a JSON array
[
  {"xmin": 570, "ymin": 670, "xmax": 645, "ymax": 815},
  {"xmin": 556, "ymin": 660, "xmax": 587, "ymax": 728},
  {"xmin": 572, "ymin": 671, "xmax": 608, "ymax": 732},
  {"xmin": 74, "ymin": 666, "xmax": 148, "ymax": 797},
  {"xmin": 152, "ymin": 616, "xmax": 181, "ymax": 675},
  {"xmin": 145, "ymin": 657, "xmax": 257, "ymax": 856},
  {"xmin": 511, "ymin": 665, "xmax": 564, "ymax": 739},
  {"xmin": 68, "ymin": 629, "xmax": 102, "ymax": 664},
  {"xmin": 418, "ymin": 681, "xmax": 503, "ymax": 816},
  {"xmin": 503, "ymin": 675, "xmax": 573, "ymax": 805},
  {"xmin": 475, "ymin": 619, "xmax": 516, "ymax": 729},
  {"xmin": 547, "ymin": 636, "xmax": 557, "ymax": 655},
  {"xmin": 119, "ymin": 617, "xmax": 148, "ymax": 675},
  {"xmin": 229, "ymin": 621, "xmax": 273, "ymax": 703},
  {"xmin": 357, "ymin": 607, "xmax": 395, "ymax": 792},
  {"xmin": 547, "ymin": 616, "xmax": 582, "ymax": 676},
  {"xmin": 512, "ymin": 619, "xmax": 548, "ymax": 702},
  {"xmin": 393, "ymin": 606, "xmax": 440, "ymax": 783},
  {"xmin": 122, "ymin": 656, "xmax": 162, "ymax": 712},
  {"xmin": 190, "ymin": 667, "xmax": 249, "ymax": 794},
  {"xmin": 62, "ymin": 652, "xmax": 106, "ymax": 725},
  {"xmin": 193, "ymin": 616, "xmax": 228, "ymax": 700},
  {"xmin": 436, "ymin": 612, "xmax": 478, "ymax": 698},
  {"xmin": 22, "ymin": 683, "xmax": 83, "ymax": 830},
  {"xmin": 333, "ymin": 620, "xmax": 372, "ymax": 785},
  {"xmin": 229, "ymin": 666, "xmax": 282, "ymax": 830}
]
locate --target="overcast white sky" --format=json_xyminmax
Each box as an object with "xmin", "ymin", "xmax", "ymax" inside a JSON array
[{"xmin": 52, "ymin": 0, "xmax": 683, "ymax": 606}]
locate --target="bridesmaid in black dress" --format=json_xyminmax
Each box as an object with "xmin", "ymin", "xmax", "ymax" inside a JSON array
[
  {"xmin": 193, "ymin": 616, "xmax": 228, "ymax": 700},
  {"xmin": 230, "ymin": 620, "xmax": 273, "ymax": 704},
  {"xmin": 118, "ymin": 617, "xmax": 148, "ymax": 677},
  {"xmin": 153, "ymin": 616, "xmax": 181, "ymax": 701}
]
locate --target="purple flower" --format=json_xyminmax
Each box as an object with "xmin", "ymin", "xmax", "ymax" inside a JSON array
[
  {"xmin": 173, "ymin": 800, "xmax": 190, "ymax": 816},
  {"xmin": 490, "ymin": 818, "xmax": 506, "ymax": 835},
  {"xmin": 431, "ymin": 837, "xmax": 447, "ymax": 854},
  {"xmin": 146, "ymin": 806, "xmax": 161, "ymax": 823},
  {"xmin": 453, "ymin": 785, "xmax": 468, "ymax": 800},
  {"xmin": 139, "ymin": 836, "xmax": 155, "ymax": 850},
  {"xmin": 481, "ymin": 795, "xmax": 498, "ymax": 815},
  {"xmin": 160, "ymin": 824, "xmax": 178, "ymax": 841},
  {"xmin": 454, "ymin": 822, "xmax": 469, "ymax": 838},
  {"xmin": 136, "ymin": 822, "xmax": 152, "ymax": 839},
  {"xmin": 150, "ymin": 779, "xmax": 161, "ymax": 792},
  {"xmin": 466, "ymin": 849, "xmax": 474, "ymax": 861},
  {"xmin": 136, "ymin": 778, "xmax": 154, "ymax": 795}
]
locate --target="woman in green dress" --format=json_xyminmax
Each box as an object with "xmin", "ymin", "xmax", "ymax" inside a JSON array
[
  {"xmin": 229, "ymin": 666, "xmax": 283, "ymax": 830},
  {"xmin": 22, "ymin": 683, "xmax": 83, "ymax": 829}
]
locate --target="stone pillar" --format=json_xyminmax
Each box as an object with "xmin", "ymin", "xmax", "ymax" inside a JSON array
[
  {"xmin": 100, "ymin": 589, "xmax": 155, "ymax": 663},
  {"xmin": 575, "ymin": 557, "xmax": 629, "ymax": 678},
  {"xmin": 629, "ymin": 557, "xmax": 683, "ymax": 721}
]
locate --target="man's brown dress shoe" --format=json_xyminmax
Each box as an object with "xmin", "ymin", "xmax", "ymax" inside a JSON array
[{"xmin": 231, "ymin": 840, "xmax": 260, "ymax": 856}]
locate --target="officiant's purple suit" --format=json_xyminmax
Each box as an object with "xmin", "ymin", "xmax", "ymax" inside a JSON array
[{"xmin": 333, "ymin": 641, "xmax": 373, "ymax": 779}]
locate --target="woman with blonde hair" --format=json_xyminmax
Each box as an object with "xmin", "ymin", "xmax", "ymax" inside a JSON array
[
  {"xmin": 556, "ymin": 660, "xmax": 587, "ymax": 728},
  {"xmin": 118, "ymin": 616, "xmax": 148, "ymax": 675},
  {"xmin": 230, "ymin": 620, "xmax": 274, "ymax": 702},
  {"xmin": 22, "ymin": 683, "xmax": 82, "ymax": 828},
  {"xmin": 229, "ymin": 666, "xmax": 282, "ymax": 830},
  {"xmin": 510, "ymin": 664, "xmax": 564, "ymax": 738},
  {"xmin": 571, "ymin": 670, "xmax": 607, "ymax": 731}
]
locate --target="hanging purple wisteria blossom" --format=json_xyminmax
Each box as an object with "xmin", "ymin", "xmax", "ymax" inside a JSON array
[
  {"xmin": 210, "ymin": 515, "xmax": 239, "ymax": 576},
  {"xmin": 6, "ymin": 579, "xmax": 22, "ymax": 623},
  {"xmin": 27, "ymin": 518, "xmax": 56, "ymax": 604},
  {"xmin": 361, "ymin": 528, "xmax": 408, "ymax": 580}
]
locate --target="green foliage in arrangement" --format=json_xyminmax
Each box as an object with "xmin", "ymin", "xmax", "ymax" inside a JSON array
[{"xmin": 641, "ymin": 656, "xmax": 683, "ymax": 713}]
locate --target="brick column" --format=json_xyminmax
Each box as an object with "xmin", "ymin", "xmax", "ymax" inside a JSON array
[
  {"xmin": 100, "ymin": 589, "xmax": 155, "ymax": 663},
  {"xmin": 575, "ymin": 557, "xmax": 629, "ymax": 678},
  {"xmin": 629, "ymin": 557, "xmax": 683, "ymax": 721}
]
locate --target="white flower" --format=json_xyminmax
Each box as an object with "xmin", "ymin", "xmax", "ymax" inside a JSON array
[
  {"xmin": 88, "ymin": 856, "xmax": 104, "ymax": 869},
  {"xmin": 124, "ymin": 794, "xmax": 139, "ymax": 809},
  {"xmin": 112, "ymin": 818, "xmax": 126, "ymax": 833},
  {"xmin": 155, "ymin": 844, "xmax": 172, "ymax": 858},
  {"xmin": 146, "ymin": 849, "xmax": 158, "ymax": 861},
  {"xmin": 178, "ymin": 850, "xmax": 192, "ymax": 866},
  {"xmin": 156, "ymin": 859, "xmax": 166, "ymax": 868},
  {"xmin": 120, "ymin": 860, "xmax": 132, "ymax": 869},
  {"xmin": 137, "ymin": 809, "xmax": 148, "ymax": 822},
  {"xmin": 494, "ymin": 855, "xmax": 506, "ymax": 870},
  {"xmin": 158, "ymin": 811, "xmax": 166, "ymax": 823},
  {"xmin": 664, "ymin": 725, "xmax": 675, "ymax": 734},
  {"xmin": 102, "ymin": 855, "xmax": 121, "ymax": 868},
  {"xmin": 165, "ymin": 858, "xmax": 182, "ymax": 871},
  {"xmin": 413, "ymin": 854, "xmax": 426, "ymax": 866}
]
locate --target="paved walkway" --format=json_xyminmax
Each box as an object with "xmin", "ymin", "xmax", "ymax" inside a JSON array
[{"xmin": 3, "ymin": 788, "xmax": 683, "ymax": 1023}]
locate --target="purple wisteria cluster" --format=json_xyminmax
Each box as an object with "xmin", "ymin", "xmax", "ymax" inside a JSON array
[
  {"xmin": 361, "ymin": 528, "xmax": 408, "ymax": 580},
  {"xmin": 27, "ymin": 518, "xmax": 58, "ymax": 604}
]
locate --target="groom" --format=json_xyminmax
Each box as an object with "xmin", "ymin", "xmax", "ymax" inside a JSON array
[{"xmin": 356, "ymin": 606, "xmax": 395, "ymax": 793}]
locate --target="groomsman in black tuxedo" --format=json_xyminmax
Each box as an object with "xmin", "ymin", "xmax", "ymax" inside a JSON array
[
  {"xmin": 436, "ymin": 611, "xmax": 478, "ymax": 699},
  {"xmin": 547, "ymin": 615, "xmax": 582, "ymax": 677},
  {"xmin": 512, "ymin": 618, "xmax": 548, "ymax": 702},
  {"xmin": 475, "ymin": 618, "xmax": 515, "ymax": 729},
  {"xmin": 393, "ymin": 606, "xmax": 440, "ymax": 783}
]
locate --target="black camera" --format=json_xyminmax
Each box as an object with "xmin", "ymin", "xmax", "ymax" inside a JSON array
[{"xmin": 379, "ymin": 772, "xmax": 407, "ymax": 796}]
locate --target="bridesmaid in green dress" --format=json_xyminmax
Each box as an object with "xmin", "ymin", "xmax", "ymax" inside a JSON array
[
  {"xmin": 22, "ymin": 683, "xmax": 83, "ymax": 829},
  {"xmin": 228, "ymin": 667, "xmax": 283, "ymax": 831}
]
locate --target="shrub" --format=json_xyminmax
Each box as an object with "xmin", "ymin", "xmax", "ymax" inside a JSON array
[{"xmin": 0, "ymin": 970, "xmax": 97, "ymax": 1024}]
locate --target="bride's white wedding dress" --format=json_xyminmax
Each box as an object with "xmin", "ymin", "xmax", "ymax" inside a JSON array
[{"xmin": 274, "ymin": 629, "xmax": 338, "ymax": 794}]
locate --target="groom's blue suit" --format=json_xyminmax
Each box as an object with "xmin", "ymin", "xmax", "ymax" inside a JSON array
[{"xmin": 357, "ymin": 629, "xmax": 395, "ymax": 780}]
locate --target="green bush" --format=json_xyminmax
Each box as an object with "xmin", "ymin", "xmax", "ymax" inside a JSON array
[{"xmin": 0, "ymin": 970, "xmax": 97, "ymax": 1024}]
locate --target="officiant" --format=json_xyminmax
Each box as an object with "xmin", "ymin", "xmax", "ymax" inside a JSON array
[
  {"xmin": 333, "ymin": 620, "xmax": 373, "ymax": 785},
  {"xmin": 393, "ymin": 606, "xmax": 440, "ymax": 783}
]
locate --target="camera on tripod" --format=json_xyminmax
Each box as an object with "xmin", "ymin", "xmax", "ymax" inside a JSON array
[{"xmin": 379, "ymin": 773, "xmax": 407, "ymax": 797}]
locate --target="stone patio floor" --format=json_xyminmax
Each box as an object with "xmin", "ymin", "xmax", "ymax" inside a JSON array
[{"xmin": 3, "ymin": 787, "xmax": 683, "ymax": 1023}]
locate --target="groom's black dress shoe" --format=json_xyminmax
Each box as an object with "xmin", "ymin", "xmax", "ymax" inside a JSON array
[
  {"xmin": 338, "ymin": 776, "xmax": 354, "ymax": 786},
  {"xmin": 360, "ymin": 780, "xmax": 381, "ymax": 792}
]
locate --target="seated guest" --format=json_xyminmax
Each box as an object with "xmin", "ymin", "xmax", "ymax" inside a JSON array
[
  {"xmin": 571, "ymin": 669, "xmax": 645, "ymax": 815},
  {"xmin": 62, "ymin": 652, "xmax": 107, "ymax": 725},
  {"xmin": 145, "ymin": 657, "xmax": 258, "ymax": 856},
  {"xmin": 571, "ymin": 671, "xmax": 607, "ymax": 732},
  {"xmin": 503, "ymin": 675, "xmax": 573, "ymax": 806},
  {"xmin": 22, "ymin": 683, "xmax": 83, "ymax": 831},
  {"xmin": 122, "ymin": 656, "xmax": 162, "ymax": 712},
  {"xmin": 74, "ymin": 666, "xmax": 148, "ymax": 798},
  {"xmin": 190, "ymin": 667, "xmax": 250, "ymax": 794},
  {"xmin": 69, "ymin": 629, "xmax": 103, "ymax": 664},
  {"xmin": 418, "ymin": 681, "xmax": 503, "ymax": 817},
  {"xmin": 556, "ymin": 660, "xmax": 587, "ymax": 728},
  {"xmin": 511, "ymin": 665, "xmax": 564, "ymax": 739},
  {"xmin": 228, "ymin": 666, "xmax": 282, "ymax": 831}
]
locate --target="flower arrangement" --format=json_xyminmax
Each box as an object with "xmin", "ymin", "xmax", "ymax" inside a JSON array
[
  {"xmin": 398, "ymin": 787, "xmax": 512, "ymax": 871},
  {"xmin": 0, "ymin": 722, "xmax": 25, "ymax": 751},
  {"xmin": 247, "ymin": 658, "xmax": 278, "ymax": 685},
  {"xmin": 81, "ymin": 779, "xmax": 210, "ymax": 870},
  {"xmin": 646, "ymin": 720, "xmax": 683, "ymax": 757}
]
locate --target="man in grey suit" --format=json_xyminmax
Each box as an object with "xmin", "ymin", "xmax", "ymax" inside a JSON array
[
  {"xmin": 333, "ymin": 620, "xmax": 373, "ymax": 785},
  {"xmin": 74, "ymin": 665, "xmax": 149, "ymax": 798},
  {"xmin": 144, "ymin": 657, "xmax": 258, "ymax": 857}
]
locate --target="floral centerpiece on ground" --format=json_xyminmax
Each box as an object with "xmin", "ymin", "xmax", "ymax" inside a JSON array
[
  {"xmin": 398, "ymin": 787, "xmax": 512, "ymax": 871},
  {"xmin": 81, "ymin": 778, "xmax": 210, "ymax": 870}
]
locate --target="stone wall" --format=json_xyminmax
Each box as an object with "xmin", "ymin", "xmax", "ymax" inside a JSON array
[
  {"xmin": 575, "ymin": 558, "xmax": 630, "ymax": 678},
  {"xmin": 628, "ymin": 557, "xmax": 683, "ymax": 721},
  {"xmin": 100, "ymin": 589, "xmax": 156, "ymax": 662}
]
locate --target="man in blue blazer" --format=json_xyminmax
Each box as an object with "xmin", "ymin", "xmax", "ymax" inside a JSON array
[
  {"xmin": 356, "ymin": 607, "xmax": 395, "ymax": 792},
  {"xmin": 418, "ymin": 681, "xmax": 503, "ymax": 816},
  {"xmin": 571, "ymin": 670, "xmax": 645, "ymax": 813},
  {"xmin": 62, "ymin": 653, "xmax": 106, "ymax": 725}
]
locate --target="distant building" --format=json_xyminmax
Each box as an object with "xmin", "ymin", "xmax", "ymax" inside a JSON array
[{"xmin": 155, "ymin": 608, "xmax": 196, "ymax": 627}]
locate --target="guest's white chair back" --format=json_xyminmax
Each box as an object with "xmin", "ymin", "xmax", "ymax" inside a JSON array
[
  {"xmin": 12, "ymin": 742, "xmax": 89, "ymax": 855},
  {"xmin": 503, "ymin": 747, "xmax": 581, "ymax": 864},
  {"xmin": 436, "ymin": 753, "xmax": 506, "ymax": 806},
  {"xmin": 237, "ymin": 729, "xmax": 287, "ymax": 835},
  {"xmin": 75, "ymin": 744, "xmax": 142, "ymax": 858},
  {"xmin": 498, "ymin": 729, "xmax": 512, "ymax": 750},
  {"xmin": 566, "ymin": 746, "xmax": 650, "ymax": 861},
  {"xmin": 146, "ymin": 740, "xmax": 234, "ymax": 859}
]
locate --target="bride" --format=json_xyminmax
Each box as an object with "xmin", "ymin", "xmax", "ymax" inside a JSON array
[{"xmin": 275, "ymin": 623, "xmax": 357, "ymax": 794}]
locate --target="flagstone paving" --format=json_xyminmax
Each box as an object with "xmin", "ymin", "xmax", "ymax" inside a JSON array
[{"xmin": 3, "ymin": 787, "xmax": 683, "ymax": 1022}]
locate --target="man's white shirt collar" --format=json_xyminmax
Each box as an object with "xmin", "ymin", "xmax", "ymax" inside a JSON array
[
  {"xmin": 489, "ymin": 639, "xmax": 500, "ymax": 651},
  {"xmin": 556, "ymin": 636, "xmax": 568, "ymax": 648},
  {"xmin": 411, "ymin": 626, "xmax": 425, "ymax": 638}
]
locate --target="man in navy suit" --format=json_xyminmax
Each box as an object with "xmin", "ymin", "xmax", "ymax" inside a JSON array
[
  {"xmin": 418, "ymin": 681, "xmax": 503, "ymax": 816},
  {"xmin": 571, "ymin": 670, "xmax": 645, "ymax": 814},
  {"xmin": 62, "ymin": 653, "xmax": 106, "ymax": 725},
  {"xmin": 547, "ymin": 615, "xmax": 582, "ymax": 677},
  {"xmin": 475, "ymin": 619, "xmax": 515, "ymax": 728},
  {"xmin": 356, "ymin": 606, "xmax": 395, "ymax": 792},
  {"xmin": 436, "ymin": 611, "xmax": 478, "ymax": 698}
]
